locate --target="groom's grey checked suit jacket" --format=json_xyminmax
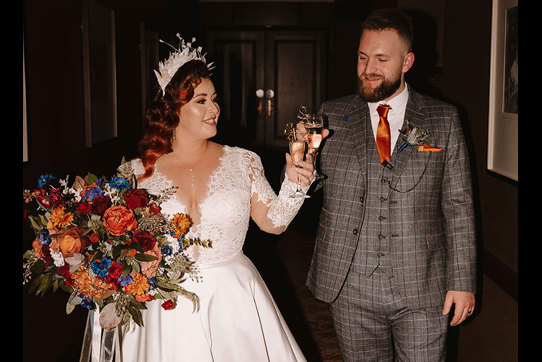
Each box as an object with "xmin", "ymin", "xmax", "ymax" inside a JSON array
[{"xmin": 306, "ymin": 86, "xmax": 477, "ymax": 310}]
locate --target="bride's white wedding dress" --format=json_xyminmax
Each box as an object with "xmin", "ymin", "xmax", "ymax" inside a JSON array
[{"xmin": 119, "ymin": 145, "xmax": 307, "ymax": 362}]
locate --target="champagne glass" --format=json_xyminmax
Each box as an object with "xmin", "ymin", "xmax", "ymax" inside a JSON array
[
  {"xmin": 298, "ymin": 108, "xmax": 325, "ymax": 181},
  {"xmin": 289, "ymin": 139, "xmax": 310, "ymax": 198}
]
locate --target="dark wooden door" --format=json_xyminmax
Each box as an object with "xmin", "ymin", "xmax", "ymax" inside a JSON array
[{"xmin": 205, "ymin": 29, "xmax": 326, "ymax": 151}]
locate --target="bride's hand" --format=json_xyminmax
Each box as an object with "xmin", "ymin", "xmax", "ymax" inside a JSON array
[{"xmin": 285, "ymin": 152, "xmax": 314, "ymax": 187}]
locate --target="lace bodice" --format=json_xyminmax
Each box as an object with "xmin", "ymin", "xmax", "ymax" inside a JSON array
[{"xmin": 125, "ymin": 146, "xmax": 306, "ymax": 265}]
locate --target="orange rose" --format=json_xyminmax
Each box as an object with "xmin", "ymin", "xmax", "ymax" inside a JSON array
[
  {"xmin": 32, "ymin": 238, "xmax": 45, "ymax": 258},
  {"xmin": 103, "ymin": 206, "xmax": 138, "ymax": 236},
  {"xmin": 50, "ymin": 228, "xmax": 86, "ymax": 258}
]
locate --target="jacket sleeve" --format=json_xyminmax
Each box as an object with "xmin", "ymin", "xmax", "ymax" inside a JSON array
[{"xmin": 440, "ymin": 107, "xmax": 477, "ymax": 293}]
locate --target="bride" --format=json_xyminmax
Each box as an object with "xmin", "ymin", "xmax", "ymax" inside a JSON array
[{"xmin": 119, "ymin": 37, "xmax": 313, "ymax": 361}]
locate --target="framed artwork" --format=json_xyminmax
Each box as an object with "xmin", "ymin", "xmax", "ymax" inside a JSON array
[
  {"xmin": 23, "ymin": 39, "xmax": 29, "ymax": 163},
  {"xmin": 487, "ymin": 0, "xmax": 518, "ymax": 182},
  {"xmin": 81, "ymin": 0, "xmax": 118, "ymax": 147}
]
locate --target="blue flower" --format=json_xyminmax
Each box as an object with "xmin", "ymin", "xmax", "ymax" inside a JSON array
[
  {"xmin": 118, "ymin": 274, "xmax": 134, "ymax": 287},
  {"xmin": 37, "ymin": 173, "xmax": 55, "ymax": 188},
  {"xmin": 147, "ymin": 277, "xmax": 156, "ymax": 290},
  {"xmin": 79, "ymin": 296, "xmax": 94, "ymax": 310},
  {"xmin": 91, "ymin": 258, "xmax": 112, "ymax": 278},
  {"xmin": 161, "ymin": 245, "xmax": 172, "ymax": 256},
  {"xmin": 38, "ymin": 231, "xmax": 51, "ymax": 245},
  {"xmin": 82, "ymin": 186, "xmax": 104, "ymax": 202},
  {"xmin": 109, "ymin": 177, "xmax": 130, "ymax": 191}
]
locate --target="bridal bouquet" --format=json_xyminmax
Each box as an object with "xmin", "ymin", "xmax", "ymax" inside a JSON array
[{"xmin": 22, "ymin": 159, "xmax": 211, "ymax": 330}]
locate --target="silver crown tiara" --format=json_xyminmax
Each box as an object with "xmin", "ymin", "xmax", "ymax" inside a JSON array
[{"xmin": 154, "ymin": 34, "xmax": 214, "ymax": 95}]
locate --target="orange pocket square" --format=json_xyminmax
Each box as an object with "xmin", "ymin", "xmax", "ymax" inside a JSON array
[{"xmin": 416, "ymin": 144, "xmax": 442, "ymax": 152}]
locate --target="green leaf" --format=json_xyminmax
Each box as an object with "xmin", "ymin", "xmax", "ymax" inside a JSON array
[
  {"xmin": 38, "ymin": 214, "xmax": 49, "ymax": 227},
  {"xmin": 85, "ymin": 173, "xmax": 98, "ymax": 185},
  {"xmin": 127, "ymin": 304, "xmax": 144, "ymax": 327},
  {"xmin": 134, "ymin": 253, "xmax": 158, "ymax": 262},
  {"xmin": 37, "ymin": 273, "xmax": 53, "ymax": 297},
  {"xmin": 122, "ymin": 262, "xmax": 132, "ymax": 277},
  {"xmin": 59, "ymin": 281, "xmax": 73, "ymax": 293},
  {"xmin": 28, "ymin": 274, "xmax": 44, "ymax": 294},
  {"xmin": 28, "ymin": 216, "xmax": 42, "ymax": 230}
]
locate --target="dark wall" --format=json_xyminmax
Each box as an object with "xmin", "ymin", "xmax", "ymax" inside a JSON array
[
  {"xmin": 22, "ymin": 0, "xmax": 517, "ymax": 361},
  {"xmin": 440, "ymin": 0, "xmax": 517, "ymax": 287},
  {"xmin": 22, "ymin": 1, "xmax": 196, "ymax": 361}
]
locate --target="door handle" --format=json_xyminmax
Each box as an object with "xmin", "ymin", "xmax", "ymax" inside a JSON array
[
  {"xmin": 265, "ymin": 89, "xmax": 274, "ymax": 118},
  {"xmin": 256, "ymin": 89, "xmax": 264, "ymax": 117}
]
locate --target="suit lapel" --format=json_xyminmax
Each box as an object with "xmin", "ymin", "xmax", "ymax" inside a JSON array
[
  {"xmin": 345, "ymin": 96, "xmax": 369, "ymax": 176},
  {"xmin": 389, "ymin": 88, "xmax": 426, "ymax": 191}
]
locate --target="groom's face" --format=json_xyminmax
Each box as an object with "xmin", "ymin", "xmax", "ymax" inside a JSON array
[{"xmin": 357, "ymin": 29, "xmax": 414, "ymax": 102}]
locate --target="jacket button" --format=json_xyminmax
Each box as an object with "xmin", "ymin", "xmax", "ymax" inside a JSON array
[
  {"xmin": 377, "ymin": 252, "xmax": 384, "ymax": 257},
  {"xmin": 378, "ymin": 234, "xmax": 384, "ymax": 240},
  {"xmin": 359, "ymin": 196, "xmax": 364, "ymax": 203},
  {"xmin": 353, "ymin": 229, "xmax": 358, "ymax": 235}
]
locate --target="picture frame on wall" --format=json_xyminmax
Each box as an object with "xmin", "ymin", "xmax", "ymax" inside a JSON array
[
  {"xmin": 487, "ymin": 0, "xmax": 518, "ymax": 183},
  {"xmin": 23, "ymin": 40, "xmax": 29, "ymax": 163},
  {"xmin": 81, "ymin": 0, "xmax": 118, "ymax": 148}
]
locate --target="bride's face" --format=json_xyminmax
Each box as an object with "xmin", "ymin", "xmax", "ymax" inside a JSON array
[{"xmin": 176, "ymin": 77, "xmax": 220, "ymax": 140}]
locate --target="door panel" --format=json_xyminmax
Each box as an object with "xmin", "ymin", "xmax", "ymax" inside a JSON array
[
  {"xmin": 265, "ymin": 31, "xmax": 325, "ymax": 149},
  {"xmin": 205, "ymin": 29, "xmax": 325, "ymax": 151},
  {"xmin": 205, "ymin": 30, "xmax": 265, "ymax": 148}
]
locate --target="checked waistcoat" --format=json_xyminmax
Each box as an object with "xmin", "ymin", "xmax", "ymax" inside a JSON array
[{"xmin": 350, "ymin": 114, "xmax": 395, "ymax": 277}]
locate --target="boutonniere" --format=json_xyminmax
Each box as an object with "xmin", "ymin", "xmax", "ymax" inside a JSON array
[{"xmin": 398, "ymin": 120, "xmax": 442, "ymax": 152}]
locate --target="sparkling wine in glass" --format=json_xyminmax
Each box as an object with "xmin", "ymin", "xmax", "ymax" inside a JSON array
[
  {"xmin": 298, "ymin": 107, "xmax": 325, "ymax": 181},
  {"xmin": 289, "ymin": 140, "xmax": 310, "ymax": 198}
]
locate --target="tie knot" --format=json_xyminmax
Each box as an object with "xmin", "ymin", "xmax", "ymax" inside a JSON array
[{"xmin": 377, "ymin": 104, "xmax": 391, "ymax": 118}]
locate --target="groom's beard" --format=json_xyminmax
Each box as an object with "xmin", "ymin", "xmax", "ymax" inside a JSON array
[{"xmin": 357, "ymin": 72, "xmax": 402, "ymax": 103}]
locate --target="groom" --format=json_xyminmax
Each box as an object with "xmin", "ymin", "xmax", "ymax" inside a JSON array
[{"xmin": 305, "ymin": 8, "xmax": 476, "ymax": 361}]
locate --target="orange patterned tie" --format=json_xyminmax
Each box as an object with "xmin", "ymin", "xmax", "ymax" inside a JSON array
[{"xmin": 376, "ymin": 104, "xmax": 392, "ymax": 167}]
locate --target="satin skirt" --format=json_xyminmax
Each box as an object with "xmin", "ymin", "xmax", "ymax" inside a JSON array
[{"xmin": 119, "ymin": 253, "xmax": 306, "ymax": 362}]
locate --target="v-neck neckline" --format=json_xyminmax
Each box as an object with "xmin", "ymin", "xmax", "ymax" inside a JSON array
[{"xmin": 154, "ymin": 145, "xmax": 229, "ymax": 210}]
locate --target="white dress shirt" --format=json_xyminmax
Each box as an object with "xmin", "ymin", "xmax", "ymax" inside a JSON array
[{"xmin": 367, "ymin": 84, "xmax": 409, "ymax": 152}]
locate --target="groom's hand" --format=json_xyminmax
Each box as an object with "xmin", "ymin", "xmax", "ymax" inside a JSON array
[{"xmin": 442, "ymin": 290, "xmax": 476, "ymax": 326}]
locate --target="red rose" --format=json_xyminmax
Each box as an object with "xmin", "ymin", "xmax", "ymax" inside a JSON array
[
  {"xmin": 131, "ymin": 229, "xmax": 156, "ymax": 252},
  {"xmin": 108, "ymin": 261, "xmax": 123, "ymax": 279},
  {"xmin": 77, "ymin": 202, "xmax": 93, "ymax": 215},
  {"xmin": 124, "ymin": 189, "xmax": 149, "ymax": 210},
  {"xmin": 92, "ymin": 196, "xmax": 112, "ymax": 216},
  {"xmin": 161, "ymin": 300, "xmax": 174, "ymax": 310}
]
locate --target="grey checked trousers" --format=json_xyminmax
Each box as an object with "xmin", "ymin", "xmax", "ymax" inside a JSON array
[{"xmin": 329, "ymin": 267, "xmax": 449, "ymax": 361}]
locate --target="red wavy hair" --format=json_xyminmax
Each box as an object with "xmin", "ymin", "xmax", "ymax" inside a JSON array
[{"xmin": 138, "ymin": 59, "xmax": 211, "ymax": 181}]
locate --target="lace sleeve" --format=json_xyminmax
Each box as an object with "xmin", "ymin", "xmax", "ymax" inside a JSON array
[{"xmin": 244, "ymin": 151, "xmax": 308, "ymax": 229}]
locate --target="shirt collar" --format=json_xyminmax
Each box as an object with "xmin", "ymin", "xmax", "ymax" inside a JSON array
[{"xmin": 367, "ymin": 83, "xmax": 409, "ymax": 114}]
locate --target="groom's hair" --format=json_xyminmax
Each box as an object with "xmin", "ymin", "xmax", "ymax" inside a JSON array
[{"xmin": 361, "ymin": 8, "xmax": 414, "ymax": 52}]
